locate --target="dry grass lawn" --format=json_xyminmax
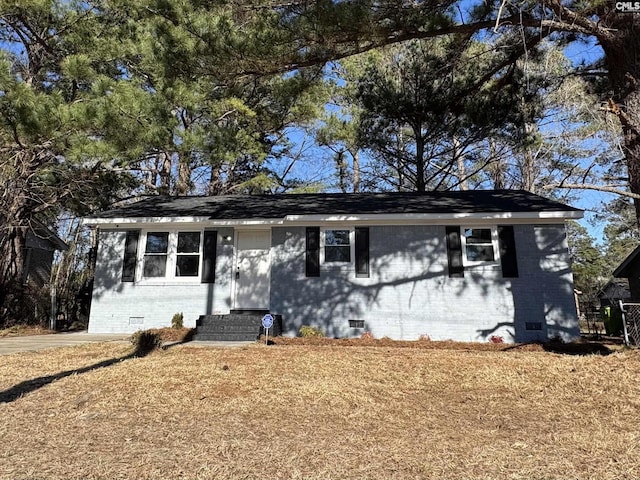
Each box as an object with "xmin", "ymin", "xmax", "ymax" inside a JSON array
[{"xmin": 0, "ymin": 341, "xmax": 638, "ymax": 480}]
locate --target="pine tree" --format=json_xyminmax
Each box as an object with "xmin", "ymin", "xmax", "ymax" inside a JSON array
[
  {"xmin": 0, "ymin": 1, "xmax": 163, "ymax": 322},
  {"xmin": 210, "ymin": 1, "xmax": 640, "ymax": 221},
  {"xmin": 353, "ymin": 37, "xmax": 540, "ymax": 192},
  {"xmin": 566, "ymin": 221, "xmax": 607, "ymax": 305}
]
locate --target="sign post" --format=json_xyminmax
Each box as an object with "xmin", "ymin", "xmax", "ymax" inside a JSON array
[{"xmin": 261, "ymin": 314, "xmax": 274, "ymax": 345}]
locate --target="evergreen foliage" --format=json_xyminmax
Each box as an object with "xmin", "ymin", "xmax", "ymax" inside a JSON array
[
  {"xmin": 1, "ymin": 0, "xmax": 637, "ymax": 324},
  {"xmin": 566, "ymin": 221, "xmax": 608, "ymax": 305}
]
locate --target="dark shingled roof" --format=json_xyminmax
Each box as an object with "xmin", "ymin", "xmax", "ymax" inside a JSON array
[{"xmin": 88, "ymin": 190, "xmax": 581, "ymax": 220}]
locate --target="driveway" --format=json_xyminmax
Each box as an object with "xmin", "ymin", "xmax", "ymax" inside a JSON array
[{"xmin": 0, "ymin": 331, "xmax": 130, "ymax": 355}]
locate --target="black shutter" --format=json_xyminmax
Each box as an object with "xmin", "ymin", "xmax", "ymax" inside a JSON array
[
  {"xmin": 445, "ymin": 226, "xmax": 464, "ymax": 278},
  {"xmin": 122, "ymin": 230, "xmax": 140, "ymax": 282},
  {"xmin": 355, "ymin": 227, "xmax": 370, "ymax": 277},
  {"xmin": 202, "ymin": 230, "xmax": 218, "ymax": 283},
  {"xmin": 498, "ymin": 225, "xmax": 519, "ymax": 278},
  {"xmin": 305, "ymin": 227, "xmax": 320, "ymax": 277}
]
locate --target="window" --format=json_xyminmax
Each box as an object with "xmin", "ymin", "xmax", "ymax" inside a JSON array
[
  {"xmin": 140, "ymin": 230, "xmax": 203, "ymax": 281},
  {"xmin": 143, "ymin": 232, "xmax": 169, "ymax": 277},
  {"xmin": 461, "ymin": 227, "xmax": 499, "ymax": 265},
  {"xmin": 462, "ymin": 228, "xmax": 494, "ymax": 262},
  {"xmin": 446, "ymin": 225, "xmax": 518, "ymax": 277},
  {"xmin": 306, "ymin": 226, "xmax": 370, "ymax": 276},
  {"xmin": 176, "ymin": 232, "xmax": 201, "ymax": 277},
  {"xmin": 324, "ymin": 229, "xmax": 351, "ymax": 263}
]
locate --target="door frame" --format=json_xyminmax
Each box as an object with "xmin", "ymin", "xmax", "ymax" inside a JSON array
[{"xmin": 231, "ymin": 228, "xmax": 272, "ymax": 310}]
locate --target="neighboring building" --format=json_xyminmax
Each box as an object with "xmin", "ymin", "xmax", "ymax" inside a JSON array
[
  {"xmin": 613, "ymin": 246, "xmax": 640, "ymax": 302},
  {"xmin": 612, "ymin": 247, "xmax": 640, "ymax": 345},
  {"xmin": 84, "ymin": 190, "xmax": 583, "ymax": 343},
  {"xmin": 598, "ymin": 279, "xmax": 630, "ymax": 307},
  {"xmin": 22, "ymin": 221, "xmax": 69, "ymax": 289},
  {"xmin": 0, "ymin": 221, "xmax": 69, "ymax": 320}
]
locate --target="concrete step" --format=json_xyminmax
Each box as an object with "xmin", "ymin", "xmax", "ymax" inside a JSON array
[
  {"xmin": 195, "ymin": 313, "xmax": 283, "ymax": 341},
  {"xmin": 196, "ymin": 324, "xmax": 262, "ymax": 333},
  {"xmin": 198, "ymin": 316, "xmax": 263, "ymax": 327},
  {"xmin": 230, "ymin": 309, "xmax": 269, "ymax": 315},
  {"xmin": 193, "ymin": 332, "xmax": 260, "ymax": 342}
]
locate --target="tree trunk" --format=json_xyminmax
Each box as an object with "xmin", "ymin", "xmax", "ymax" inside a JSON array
[
  {"xmin": 415, "ymin": 127, "xmax": 425, "ymax": 192},
  {"xmin": 0, "ymin": 224, "xmax": 28, "ymax": 325},
  {"xmin": 520, "ymin": 147, "xmax": 535, "ymax": 193},
  {"xmin": 208, "ymin": 163, "xmax": 224, "ymax": 195},
  {"xmin": 624, "ymin": 105, "xmax": 640, "ymax": 227},
  {"xmin": 335, "ymin": 150, "xmax": 348, "ymax": 193},
  {"xmin": 518, "ymin": 120, "xmax": 539, "ymax": 193},
  {"xmin": 616, "ymin": 86, "xmax": 640, "ymax": 227},
  {"xmin": 601, "ymin": 26, "xmax": 640, "ymax": 227},
  {"xmin": 487, "ymin": 138, "xmax": 506, "ymax": 189},
  {"xmin": 453, "ymin": 136, "xmax": 468, "ymax": 190},
  {"xmin": 176, "ymin": 154, "xmax": 192, "ymax": 195},
  {"xmin": 351, "ymin": 149, "xmax": 361, "ymax": 193},
  {"xmin": 158, "ymin": 151, "xmax": 172, "ymax": 195},
  {"xmin": 0, "ymin": 152, "xmax": 40, "ymax": 324},
  {"xmin": 0, "ymin": 206, "xmax": 31, "ymax": 325}
]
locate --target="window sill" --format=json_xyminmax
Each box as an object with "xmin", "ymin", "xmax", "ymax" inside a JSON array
[
  {"xmin": 133, "ymin": 278, "xmax": 203, "ymax": 287},
  {"xmin": 322, "ymin": 263, "xmax": 354, "ymax": 272},
  {"xmin": 462, "ymin": 263, "xmax": 501, "ymax": 272},
  {"xmin": 463, "ymin": 261, "xmax": 500, "ymax": 268}
]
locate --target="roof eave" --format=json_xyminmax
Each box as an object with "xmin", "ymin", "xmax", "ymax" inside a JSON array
[
  {"xmin": 31, "ymin": 220, "xmax": 69, "ymax": 251},
  {"xmin": 83, "ymin": 210, "xmax": 583, "ymax": 228},
  {"xmin": 283, "ymin": 211, "xmax": 583, "ymax": 223},
  {"xmin": 613, "ymin": 245, "xmax": 640, "ymax": 278}
]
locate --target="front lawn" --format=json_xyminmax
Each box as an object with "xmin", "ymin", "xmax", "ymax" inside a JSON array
[{"xmin": 0, "ymin": 341, "xmax": 638, "ymax": 480}]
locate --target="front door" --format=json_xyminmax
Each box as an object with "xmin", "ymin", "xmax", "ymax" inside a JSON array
[{"xmin": 233, "ymin": 230, "xmax": 271, "ymax": 309}]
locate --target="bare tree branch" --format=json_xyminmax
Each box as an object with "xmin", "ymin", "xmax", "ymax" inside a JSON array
[{"xmin": 544, "ymin": 183, "xmax": 640, "ymax": 199}]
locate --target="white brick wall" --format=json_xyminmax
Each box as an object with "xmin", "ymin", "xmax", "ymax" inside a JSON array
[
  {"xmin": 89, "ymin": 223, "xmax": 579, "ymax": 342},
  {"xmin": 270, "ymin": 224, "xmax": 579, "ymax": 342},
  {"xmin": 88, "ymin": 228, "xmax": 233, "ymax": 334}
]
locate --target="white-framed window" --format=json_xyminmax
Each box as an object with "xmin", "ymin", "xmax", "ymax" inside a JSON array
[
  {"xmin": 175, "ymin": 231, "xmax": 201, "ymax": 277},
  {"xmin": 321, "ymin": 228, "xmax": 354, "ymax": 265},
  {"xmin": 143, "ymin": 232, "xmax": 169, "ymax": 277},
  {"xmin": 140, "ymin": 230, "xmax": 202, "ymax": 281},
  {"xmin": 461, "ymin": 226, "xmax": 500, "ymax": 266}
]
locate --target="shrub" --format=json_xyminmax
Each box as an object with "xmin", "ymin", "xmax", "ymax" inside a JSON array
[
  {"xmin": 130, "ymin": 330, "xmax": 163, "ymax": 355},
  {"xmin": 601, "ymin": 306, "xmax": 623, "ymax": 336},
  {"xmin": 171, "ymin": 312, "xmax": 184, "ymax": 329},
  {"xmin": 489, "ymin": 335, "xmax": 504, "ymax": 344},
  {"xmin": 68, "ymin": 320, "xmax": 87, "ymax": 331},
  {"xmin": 151, "ymin": 327, "xmax": 194, "ymax": 343},
  {"xmin": 299, "ymin": 325, "xmax": 324, "ymax": 337}
]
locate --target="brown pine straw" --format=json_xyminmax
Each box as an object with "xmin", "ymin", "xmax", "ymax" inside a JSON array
[
  {"xmin": 0, "ymin": 325, "xmax": 55, "ymax": 337},
  {"xmin": 0, "ymin": 340, "xmax": 638, "ymax": 480}
]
